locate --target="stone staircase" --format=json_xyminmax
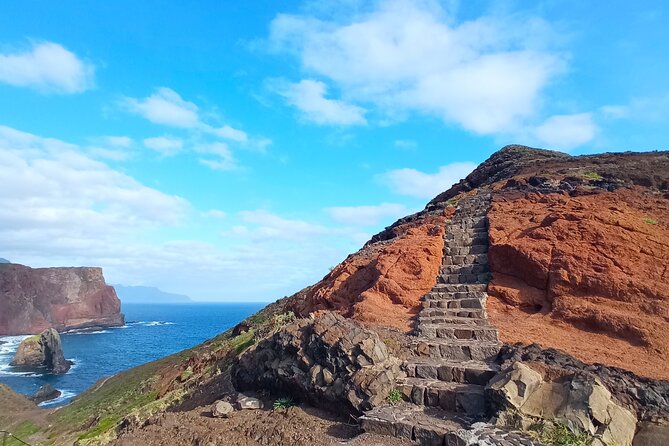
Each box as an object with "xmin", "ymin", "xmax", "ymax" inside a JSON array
[{"xmin": 361, "ymin": 191, "xmax": 544, "ymax": 445}]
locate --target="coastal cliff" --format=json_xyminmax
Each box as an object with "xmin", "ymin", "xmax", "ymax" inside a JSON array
[{"xmin": 0, "ymin": 263, "xmax": 124, "ymax": 335}]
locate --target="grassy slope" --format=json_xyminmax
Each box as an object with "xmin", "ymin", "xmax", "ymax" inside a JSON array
[{"xmin": 1, "ymin": 305, "xmax": 288, "ymax": 446}]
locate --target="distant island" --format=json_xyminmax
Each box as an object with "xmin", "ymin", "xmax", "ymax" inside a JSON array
[
  {"xmin": 113, "ymin": 285, "xmax": 192, "ymax": 303},
  {"xmin": 0, "ymin": 258, "xmax": 10, "ymax": 263}
]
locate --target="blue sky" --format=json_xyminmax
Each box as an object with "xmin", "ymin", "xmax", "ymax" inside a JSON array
[{"xmin": 0, "ymin": 0, "xmax": 667, "ymax": 301}]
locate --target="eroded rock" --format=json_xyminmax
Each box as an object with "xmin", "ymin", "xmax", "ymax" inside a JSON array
[
  {"xmin": 11, "ymin": 328, "xmax": 71, "ymax": 374},
  {"xmin": 232, "ymin": 312, "xmax": 404, "ymax": 414},
  {"xmin": 488, "ymin": 361, "xmax": 637, "ymax": 446}
]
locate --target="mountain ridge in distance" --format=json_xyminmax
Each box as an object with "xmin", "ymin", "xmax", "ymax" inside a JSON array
[{"xmin": 113, "ymin": 284, "xmax": 192, "ymax": 303}]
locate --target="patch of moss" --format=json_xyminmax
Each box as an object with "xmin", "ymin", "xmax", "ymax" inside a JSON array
[
  {"xmin": 23, "ymin": 335, "xmax": 41, "ymax": 344},
  {"xmin": 644, "ymin": 218, "xmax": 658, "ymax": 225},
  {"xmin": 386, "ymin": 388, "xmax": 402, "ymax": 405}
]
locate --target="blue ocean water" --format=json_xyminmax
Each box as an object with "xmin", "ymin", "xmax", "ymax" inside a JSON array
[{"xmin": 0, "ymin": 302, "xmax": 265, "ymax": 407}]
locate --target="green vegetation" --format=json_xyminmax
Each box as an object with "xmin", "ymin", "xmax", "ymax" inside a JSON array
[
  {"xmin": 229, "ymin": 330, "xmax": 256, "ymax": 354},
  {"xmin": 179, "ymin": 366, "xmax": 194, "ymax": 382},
  {"xmin": 273, "ymin": 397, "xmax": 294, "ymax": 410},
  {"xmin": 386, "ymin": 388, "xmax": 403, "ymax": 405},
  {"xmin": 53, "ymin": 350, "xmax": 190, "ymax": 443},
  {"xmin": 446, "ymin": 198, "xmax": 459, "ymax": 207},
  {"xmin": 530, "ymin": 422, "xmax": 590, "ymax": 446},
  {"xmin": 4, "ymin": 421, "xmax": 40, "ymax": 446},
  {"xmin": 23, "ymin": 335, "xmax": 40, "ymax": 344},
  {"xmin": 644, "ymin": 218, "xmax": 658, "ymax": 225},
  {"xmin": 581, "ymin": 171, "xmax": 603, "ymax": 181}
]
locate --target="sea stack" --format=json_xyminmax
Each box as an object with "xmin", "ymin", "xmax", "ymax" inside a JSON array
[{"xmin": 11, "ymin": 328, "xmax": 72, "ymax": 374}]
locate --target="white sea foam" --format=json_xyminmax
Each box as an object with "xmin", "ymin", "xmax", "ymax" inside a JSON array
[
  {"xmin": 67, "ymin": 329, "xmax": 111, "ymax": 335},
  {"xmin": 38, "ymin": 389, "xmax": 76, "ymax": 407},
  {"xmin": 144, "ymin": 321, "xmax": 175, "ymax": 326},
  {"xmin": 0, "ymin": 335, "xmax": 31, "ymax": 375}
]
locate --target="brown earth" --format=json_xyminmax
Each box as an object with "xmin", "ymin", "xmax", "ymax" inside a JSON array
[
  {"xmin": 0, "ymin": 264, "xmax": 124, "ymax": 335},
  {"xmin": 487, "ymin": 187, "xmax": 669, "ymax": 379},
  {"xmin": 111, "ymin": 403, "xmax": 413, "ymax": 446},
  {"xmin": 289, "ymin": 210, "xmax": 451, "ymax": 332}
]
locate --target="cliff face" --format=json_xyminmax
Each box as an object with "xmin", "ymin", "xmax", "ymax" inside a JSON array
[{"xmin": 0, "ymin": 264, "xmax": 124, "ymax": 335}]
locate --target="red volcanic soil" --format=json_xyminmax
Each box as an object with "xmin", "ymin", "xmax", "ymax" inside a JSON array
[
  {"xmin": 290, "ymin": 210, "xmax": 452, "ymax": 332},
  {"xmin": 487, "ymin": 187, "xmax": 669, "ymax": 379}
]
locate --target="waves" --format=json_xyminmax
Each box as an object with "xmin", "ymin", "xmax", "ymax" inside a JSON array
[
  {"xmin": 126, "ymin": 321, "xmax": 175, "ymax": 327},
  {"xmin": 0, "ymin": 335, "xmax": 30, "ymax": 376},
  {"xmin": 38, "ymin": 389, "xmax": 76, "ymax": 407}
]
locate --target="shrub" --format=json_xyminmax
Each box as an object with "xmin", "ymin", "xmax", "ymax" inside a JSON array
[
  {"xmin": 273, "ymin": 397, "xmax": 294, "ymax": 410},
  {"xmin": 581, "ymin": 171, "xmax": 603, "ymax": 181},
  {"xmin": 387, "ymin": 388, "xmax": 403, "ymax": 405},
  {"xmin": 644, "ymin": 218, "xmax": 658, "ymax": 225},
  {"xmin": 530, "ymin": 422, "xmax": 590, "ymax": 446}
]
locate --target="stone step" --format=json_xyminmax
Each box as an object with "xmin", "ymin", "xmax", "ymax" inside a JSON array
[
  {"xmin": 398, "ymin": 378, "xmax": 486, "ymax": 416},
  {"xmin": 446, "ymin": 227, "xmax": 488, "ymax": 237},
  {"xmin": 432, "ymin": 283, "xmax": 487, "ymax": 293},
  {"xmin": 440, "ymin": 264, "xmax": 489, "ymax": 275},
  {"xmin": 416, "ymin": 315, "xmax": 490, "ymax": 326},
  {"xmin": 443, "ymin": 245, "xmax": 488, "ymax": 256},
  {"xmin": 419, "ymin": 307, "xmax": 487, "ymax": 319},
  {"xmin": 360, "ymin": 403, "xmax": 471, "ymax": 446},
  {"xmin": 438, "ymin": 272, "xmax": 491, "ymax": 284},
  {"xmin": 404, "ymin": 358, "xmax": 500, "ymax": 385},
  {"xmin": 423, "ymin": 291, "xmax": 487, "ymax": 301},
  {"xmin": 442, "ymin": 253, "xmax": 488, "ymax": 266},
  {"xmin": 444, "ymin": 235, "xmax": 489, "ymax": 245},
  {"xmin": 413, "ymin": 338, "xmax": 501, "ymax": 361},
  {"xmin": 416, "ymin": 324, "xmax": 498, "ymax": 342},
  {"xmin": 422, "ymin": 298, "xmax": 484, "ymax": 310}
]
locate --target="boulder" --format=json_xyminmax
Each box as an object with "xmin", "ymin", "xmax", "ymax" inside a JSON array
[
  {"xmin": 211, "ymin": 400, "xmax": 234, "ymax": 418},
  {"xmin": 233, "ymin": 312, "xmax": 404, "ymax": 414},
  {"xmin": 11, "ymin": 328, "xmax": 72, "ymax": 374},
  {"xmin": 488, "ymin": 361, "xmax": 637, "ymax": 446},
  {"xmin": 30, "ymin": 384, "xmax": 61, "ymax": 404}
]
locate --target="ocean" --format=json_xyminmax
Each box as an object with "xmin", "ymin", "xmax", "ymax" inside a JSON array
[{"xmin": 0, "ymin": 302, "xmax": 265, "ymax": 407}]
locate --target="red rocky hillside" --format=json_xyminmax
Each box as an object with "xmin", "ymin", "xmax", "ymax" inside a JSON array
[{"xmin": 285, "ymin": 146, "xmax": 669, "ymax": 380}]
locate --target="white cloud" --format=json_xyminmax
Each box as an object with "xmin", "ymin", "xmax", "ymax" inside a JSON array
[
  {"xmin": 326, "ymin": 203, "xmax": 408, "ymax": 226},
  {"xmin": 238, "ymin": 210, "xmax": 330, "ymax": 240},
  {"xmin": 0, "ymin": 125, "xmax": 188, "ymax": 255},
  {"xmin": 0, "ymin": 42, "xmax": 95, "ymax": 93},
  {"xmin": 276, "ymin": 79, "xmax": 367, "ymax": 125},
  {"xmin": 213, "ymin": 125, "xmax": 248, "ymax": 142},
  {"xmin": 379, "ymin": 162, "xmax": 477, "ymax": 198},
  {"xmin": 531, "ymin": 113, "xmax": 597, "ymax": 150},
  {"xmin": 196, "ymin": 142, "xmax": 237, "ymax": 171},
  {"xmin": 123, "ymin": 88, "xmax": 200, "ymax": 128},
  {"xmin": 143, "ymin": 136, "xmax": 184, "ymax": 156},
  {"xmin": 268, "ymin": 1, "xmax": 563, "ymax": 133}
]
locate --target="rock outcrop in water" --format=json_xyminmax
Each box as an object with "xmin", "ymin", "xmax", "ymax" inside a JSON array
[
  {"xmin": 11, "ymin": 328, "xmax": 71, "ymax": 374},
  {"xmin": 0, "ymin": 263, "xmax": 124, "ymax": 335}
]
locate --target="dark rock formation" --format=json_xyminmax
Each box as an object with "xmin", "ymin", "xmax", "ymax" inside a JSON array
[
  {"xmin": 11, "ymin": 328, "xmax": 72, "ymax": 374},
  {"xmin": 233, "ymin": 312, "xmax": 404, "ymax": 414},
  {"xmin": 30, "ymin": 384, "xmax": 61, "ymax": 404},
  {"xmin": 0, "ymin": 263, "xmax": 124, "ymax": 335}
]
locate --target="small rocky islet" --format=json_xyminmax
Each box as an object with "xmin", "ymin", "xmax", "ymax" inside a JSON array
[{"xmin": 0, "ymin": 146, "xmax": 668, "ymax": 445}]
